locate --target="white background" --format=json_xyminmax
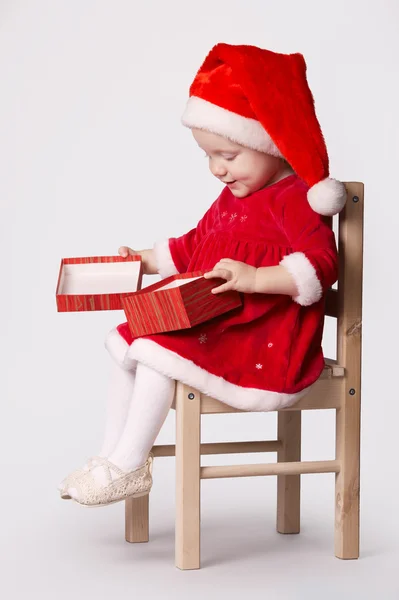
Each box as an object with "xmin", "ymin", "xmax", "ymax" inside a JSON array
[{"xmin": 1, "ymin": 1, "xmax": 398, "ymax": 598}]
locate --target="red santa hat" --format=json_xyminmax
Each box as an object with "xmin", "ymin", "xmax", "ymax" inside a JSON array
[{"xmin": 181, "ymin": 43, "xmax": 346, "ymax": 217}]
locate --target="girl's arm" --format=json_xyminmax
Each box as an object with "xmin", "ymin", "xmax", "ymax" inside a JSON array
[
  {"xmin": 204, "ymin": 259, "xmax": 299, "ymax": 296},
  {"xmin": 276, "ymin": 195, "xmax": 339, "ymax": 306},
  {"xmin": 254, "ymin": 265, "xmax": 298, "ymax": 296}
]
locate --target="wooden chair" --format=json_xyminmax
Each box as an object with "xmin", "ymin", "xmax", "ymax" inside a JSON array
[{"xmin": 125, "ymin": 181, "xmax": 364, "ymax": 570}]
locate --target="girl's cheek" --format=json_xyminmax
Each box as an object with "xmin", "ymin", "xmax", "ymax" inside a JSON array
[{"xmin": 231, "ymin": 166, "xmax": 243, "ymax": 178}]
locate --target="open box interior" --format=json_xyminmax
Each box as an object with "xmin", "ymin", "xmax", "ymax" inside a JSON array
[
  {"xmin": 154, "ymin": 276, "xmax": 201, "ymax": 292},
  {"xmin": 58, "ymin": 261, "xmax": 141, "ymax": 295}
]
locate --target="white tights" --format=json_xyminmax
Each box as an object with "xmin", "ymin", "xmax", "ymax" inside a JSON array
[{"xmin": 99, "ymin": 359, "xmax": 175, "ymax": 471}]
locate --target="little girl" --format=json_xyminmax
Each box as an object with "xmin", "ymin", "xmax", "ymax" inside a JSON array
[{"xmin": 59, "ymin": 43, "xmax": 346, "ymax": 508}]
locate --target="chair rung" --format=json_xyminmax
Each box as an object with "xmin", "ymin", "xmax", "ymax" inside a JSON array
[
  {"xmin": 152, "ymin": 440, "xmax": 282, "ymax": 458},
  {"xmin": 201, "ymin": 460, "xmax": 340, "ymax": 479}
]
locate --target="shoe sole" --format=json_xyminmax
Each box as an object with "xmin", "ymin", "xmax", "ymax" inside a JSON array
[{"xmin": 70, "ymin": 489, "xmax": 150, "ymax": 508}]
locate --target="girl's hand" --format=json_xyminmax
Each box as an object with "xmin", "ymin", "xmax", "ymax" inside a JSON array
[
  {"xmin": 118, "ymin": 246, "xmax": 140, "ymax": 258},
  {"xmin": 204, "ymin": 258, "xmax": 257, "ymax": 294},
  {"xmin": 118, "ymin": 246, "xmax": 158, "ymax": 275}
]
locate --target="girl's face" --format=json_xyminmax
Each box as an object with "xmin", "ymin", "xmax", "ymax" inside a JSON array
[{"xmin": 192, "ymin": 129, "xmax": 293, "ymax": 198}]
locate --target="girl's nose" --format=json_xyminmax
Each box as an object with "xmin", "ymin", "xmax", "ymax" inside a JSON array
[{"xmin": 209, "ymin": 159, "xmax": 227, "ymax": 178}]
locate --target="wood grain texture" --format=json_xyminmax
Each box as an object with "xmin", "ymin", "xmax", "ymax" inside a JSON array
[
  {"xmin": 151, "ymin": 440, "xmax": 281, "ymax": 457},
  {"xmin": 335, "ymin": 182, "xmax": 363, "ymax": 559},
  {"xmin": 171, "ymin": 375, "xmax": 344, "ymax": 414},
  {"xmin": 175, "ymin": 384, "xmax": 201, "ymax": 570},
  {"xmin": 201, "ymin": 460, "xmax": 339, "ymax": 479},
  {"xmin": 277, "ymin": 412, "xmax": 301, "ymax": 534},
  {"xmin": 125, "ymin": 495, "xmax": 149, "ymax": 543}
]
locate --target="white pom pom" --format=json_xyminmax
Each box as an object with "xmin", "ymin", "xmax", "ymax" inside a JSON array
[{"xmin": 307, "ymin": 178, "xmax": 347, "ymax": 216}]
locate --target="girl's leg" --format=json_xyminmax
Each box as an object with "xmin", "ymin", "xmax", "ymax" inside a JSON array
[
  {"xmin": 68, "ymin": 362, "xmax": 175, "ymax": 495},
  {"xmin": 99, "ymin": 359, "xmax": 137, "ymax": 457},
  {"xmin": 109, "ymin": 362, "xmax": 175, "ymax": 471},
  {"xmin": 58, "ymin": 358, "xmax": 136, "ymax": 491}
]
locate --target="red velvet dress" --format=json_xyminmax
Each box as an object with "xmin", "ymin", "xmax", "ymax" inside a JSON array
[{"xmin": 105, "ymin": 174, "xmax": 338, "ymax": 411}]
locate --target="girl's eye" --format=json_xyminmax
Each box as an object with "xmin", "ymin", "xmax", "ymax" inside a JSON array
[{"xmin": 204, "ymin": 153, "xmax": 236, "ymax": 159}]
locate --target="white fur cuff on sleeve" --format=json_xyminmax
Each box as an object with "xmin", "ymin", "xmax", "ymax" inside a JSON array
[
  {"xmin": 279, "ymin": 252, "xmax": 323, "ymax": 306},
  {"xmin": 153, "ymin": 239, "xmax": 179, "ymax": 279}
]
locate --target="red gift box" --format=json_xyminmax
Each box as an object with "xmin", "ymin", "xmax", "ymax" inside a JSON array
[
  {"xmin": 56, "ymin": 255, "xmax": 142, "ymax": 312},
  {"xmin": 121, "ymin": 271, "xmax": 242, "ymax": 337}
]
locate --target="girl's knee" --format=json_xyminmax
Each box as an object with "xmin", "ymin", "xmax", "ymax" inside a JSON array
[{"xmin": 105, "ymin": 327, "xmax": 133, "ymax": 371}]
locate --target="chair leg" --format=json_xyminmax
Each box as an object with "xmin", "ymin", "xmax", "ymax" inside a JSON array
[
  {"xmin": 125, "ymin": 495, "xmax": 149, "ymax": 543},
  {"xmin": 276, "ymin": 411, "xmax": 301, "ymax": 534},
  {"xmin": 175, "ymin": 383, "xmax": 201, "ymax": 570},
  {"xmin": 335, "ymin": 403, "xmax": 360, "ymax": 559}
]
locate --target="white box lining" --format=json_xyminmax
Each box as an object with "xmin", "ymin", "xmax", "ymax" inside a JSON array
[
  {"xmin": 58, "ymin": 262, "xmax": 141, "ymax": 295},
  {"xmin": 155, "ymin": 277, "xmax": 201, "ymax": 292}
]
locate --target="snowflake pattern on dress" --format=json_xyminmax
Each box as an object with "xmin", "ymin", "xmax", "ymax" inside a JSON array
[
  {"xmin": 240, "ymin": 215, "xmax": 248, "ymax": 223},
  {"xmin": 256, "ymin": 363, "xmax": 263, "ymax": 370},
  {"xmin": 267, "ymin": 342, "xmax": 274, "ymax": 348},
  {"xmin": 229, "ymin": 213, "xmax": 237, "ymax": 222},
  {"xmin": 221, "ymin": 211, "xmax": 228, "ymax": 218},
  {"xmin": 198, "ymin": 334, "xmax": 207, "ymax": 344}
]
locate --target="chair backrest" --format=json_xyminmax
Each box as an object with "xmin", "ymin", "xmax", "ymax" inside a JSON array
[{"xmin": 325, "ymin": 182, "xmax": 364, "ymax": 389}]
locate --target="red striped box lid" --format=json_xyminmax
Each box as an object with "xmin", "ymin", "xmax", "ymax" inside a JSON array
[{"xmin": 121, "ymin": 271, "xmax": 242, "ymax": 337}]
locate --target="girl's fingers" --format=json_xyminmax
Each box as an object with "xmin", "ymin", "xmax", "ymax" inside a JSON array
[
  {"xmin": 118, "ymin": 246, "xmax": 135, "ymax": 257},
  {"xmin": 203, "ymin": 270, "xmax": 218, "ymax": 279},
  {"xmin": 211, "ymin": 280, "xmax": 233, "ymax": 294},
  {"xmin": 204, "ymin": 268, "xmax": 232, "ymax": 281}
]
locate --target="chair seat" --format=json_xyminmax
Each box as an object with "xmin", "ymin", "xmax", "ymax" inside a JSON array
[{"xmin": 171, "ymin": 358, "xmax": 344, "ymax": 414}]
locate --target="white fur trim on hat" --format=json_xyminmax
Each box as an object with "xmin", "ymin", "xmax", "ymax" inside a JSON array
[
  {"xmin": 105, "ymin": 329, "xmax": 313, "ymax": 412},
  {"xmin": 181, "ymin": 96, "xmax": 283, "ymax": 156},
  {"xmin": 307, "ymin": 177, "xmax": 347, "ymax": 216},
  {"xmin": 280, "ymin": 252, "xmax": 323, "ymax": 306},
  {"xmin": 153, "ymin": 239, "xmax": 179, "ymax": 279}
]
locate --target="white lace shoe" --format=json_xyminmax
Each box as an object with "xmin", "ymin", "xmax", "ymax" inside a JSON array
[
  {"xmin": 58, "ymin": 458, "xmax": 97, "ymax": 499},
  {"xmin": 66, "ymin": 454, "xmax": 154, "ymax": 507}
]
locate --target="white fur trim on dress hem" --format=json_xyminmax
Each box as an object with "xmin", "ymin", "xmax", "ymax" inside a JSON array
[
  {"xmin": 280, "ymin": 252, "xmax": 323, "ymax": 306},
  {"xmin": 105, "ymin": 329, "xmax": 312, "ymax": 412},
  {"xmin": 105, "ymin": 328, "xmax": 138, "ymax": 371},
  {"xmin": 153, "ymin": 239, "xmax": 179, "ymax": 279},
  {"xmin": 181, "ymin": 96, "xmax": 283, "ymax": 157}
]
